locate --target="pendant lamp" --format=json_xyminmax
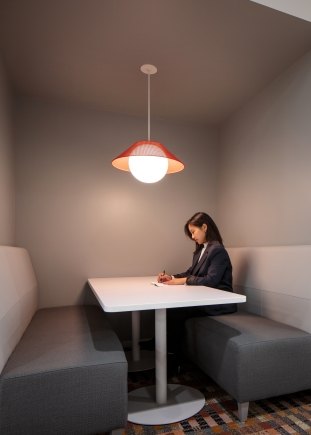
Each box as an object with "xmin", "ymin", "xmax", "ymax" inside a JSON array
[{"xmin": 112, "ymin": 64, "xmax": 184, "ymax": 183}]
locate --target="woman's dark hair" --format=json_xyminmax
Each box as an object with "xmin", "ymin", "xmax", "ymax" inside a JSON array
[{"xmin": 184, "ymin": 212, "xmax": 223, "ymax": 245}]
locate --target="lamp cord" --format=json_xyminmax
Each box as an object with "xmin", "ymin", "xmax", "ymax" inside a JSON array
[{"xmin": 148, "ymin": 72, "xmax": 151, "ymax": 141}]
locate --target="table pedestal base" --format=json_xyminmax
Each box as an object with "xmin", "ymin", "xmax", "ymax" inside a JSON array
[{"xmin": 128, "ymin": 384, "xmax": 205, "ymax": 425}]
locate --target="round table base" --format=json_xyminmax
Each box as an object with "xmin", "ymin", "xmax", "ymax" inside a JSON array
[{"xmin": 128, "ymin": 383, "xmax": 205, "ymax": 425}]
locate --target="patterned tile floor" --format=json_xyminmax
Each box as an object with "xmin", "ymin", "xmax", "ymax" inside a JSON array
[{"xmin": 124, "ymin": 362, "xmax": 311, "ymax": 434}]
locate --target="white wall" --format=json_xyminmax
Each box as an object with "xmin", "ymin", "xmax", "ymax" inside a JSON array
[
  {"xmin": 217, "ymin": 49, "xmax": 311, "ymax": 332},
  {"xmin": 14, "ymin": 98, "xmax": 218, "ymax": 313},
  {"xmin": 217, "ymin": 49, "xmax": 311, "ymax": 247},
  {"xmin": 0, "ymin": 58, "xmax": 15, "ymax": 245}
]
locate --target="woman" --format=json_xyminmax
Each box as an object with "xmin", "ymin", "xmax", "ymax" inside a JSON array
[
  {"xmin": 157, "ymin": 212, "xmax": 236, "ymax": 366},
  {"xmin": 158, "ymin": 211, "xmax": 235, "ymax": 311}
]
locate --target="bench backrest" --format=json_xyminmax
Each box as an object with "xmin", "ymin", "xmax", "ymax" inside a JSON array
[
  {"xmin": 227, "ymin": 245, "xmax": 311, "ymax": 333},
  {"xmin": 0, "ymin": 246, "xmax": 38, "ymax": 372}
]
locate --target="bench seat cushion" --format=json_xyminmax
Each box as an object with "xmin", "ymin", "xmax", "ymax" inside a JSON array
[
  {"xmin": 0, "ymin": 305, "xmax": 128, "ymax": 435},
  {"xmin": 185, "ymin": 312, "xmax": 311, "ymax": 403}
]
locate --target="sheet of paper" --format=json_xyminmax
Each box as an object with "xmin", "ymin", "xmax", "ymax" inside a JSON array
[{"xmin": 151, "ymin": 281, "xmax": 165, "ymax": 287}]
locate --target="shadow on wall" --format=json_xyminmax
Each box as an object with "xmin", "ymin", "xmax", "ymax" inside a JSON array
[
  {"xmin": 230, "ymin": 252, "xmax": 257, "ymax": 314},
  {"xmin": 232, "ymin": 252, "xmax": 252, "ymax": 290}
]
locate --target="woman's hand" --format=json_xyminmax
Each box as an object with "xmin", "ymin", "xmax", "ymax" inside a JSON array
[
  {"xmin": 164, "ymin": 277, "xmax": 187, "ymax": 285},
  {"xmin": 157, "ymin": 272, "xmax": 172, "ymax": 283}
]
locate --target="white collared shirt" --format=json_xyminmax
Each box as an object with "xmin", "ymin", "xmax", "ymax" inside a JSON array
[{"xmin": 198, "ymin": 242, "xmax": 208, "ymax": 261}]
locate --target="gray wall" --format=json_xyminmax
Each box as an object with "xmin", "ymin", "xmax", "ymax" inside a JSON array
[
  {"xmin": 11, "ymin": 48, "xmax": 311, "ymax": 339},
  {"xmin": 14, "ymin": 98, "xmax": 218, "ymax": 310},
  {"xmin": 0, "ymin": 58, "xmax": 14, "ymax": 245},
  {"xmin": 217, "ymin": 49, "xmax": 311, "ymax": 247}
]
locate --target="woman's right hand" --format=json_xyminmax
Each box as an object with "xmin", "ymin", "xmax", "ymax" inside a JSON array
[{"xmin": 157, "ymin": 272, "xmax": 172, "ymax": 283}]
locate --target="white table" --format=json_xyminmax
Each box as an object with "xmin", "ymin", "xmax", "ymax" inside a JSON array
[{"xmin": 88, "ymin": 276, "xmax": 246, "ymax": 425}]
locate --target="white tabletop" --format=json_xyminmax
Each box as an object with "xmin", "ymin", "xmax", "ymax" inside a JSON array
[{"xmin": 88, "ymin": 276, "xmax": 246, "ymax": 312}]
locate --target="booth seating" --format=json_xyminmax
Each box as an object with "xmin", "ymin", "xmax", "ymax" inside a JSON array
[
  {"xmin": 185, "ymin": 245, "xmax": 311, "ymax": 422},
  {"xmin": 0, "ymin": 246, "xmax": 128, "ymax": 435}
]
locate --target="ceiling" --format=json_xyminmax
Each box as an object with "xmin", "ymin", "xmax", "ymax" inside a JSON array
[{"xmin": 1, "ymin": 0, "xmax": 311, "ymax": 125}]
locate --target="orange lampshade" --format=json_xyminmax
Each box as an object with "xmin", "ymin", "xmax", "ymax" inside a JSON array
[{"xmin": 112, "ymin": 140, "xmax": 184, "ymax": 174}]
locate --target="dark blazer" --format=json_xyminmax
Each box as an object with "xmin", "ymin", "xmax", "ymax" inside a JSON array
[{"xmin": 174, "ymin": 241, "xmax": 236, "ymax": 315}]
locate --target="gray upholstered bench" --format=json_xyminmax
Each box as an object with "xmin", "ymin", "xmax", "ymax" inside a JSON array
[
  {"xmin": 185, "ymin": 311, "xmax": 311, "ymax": 421},
  {"xmin": 0, "ymin": 246, "xmax": 128, "ymax": 434}
]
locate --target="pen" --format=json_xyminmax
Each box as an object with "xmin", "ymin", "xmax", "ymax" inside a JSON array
[{"xmin": 158, "ymin": 270, "xmax": 165, "ymax": 283}]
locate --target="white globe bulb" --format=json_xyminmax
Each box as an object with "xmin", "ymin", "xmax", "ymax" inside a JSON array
[{"xmin": 129, "ymin": 156, "xmax": 169, "ymax": 183}]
